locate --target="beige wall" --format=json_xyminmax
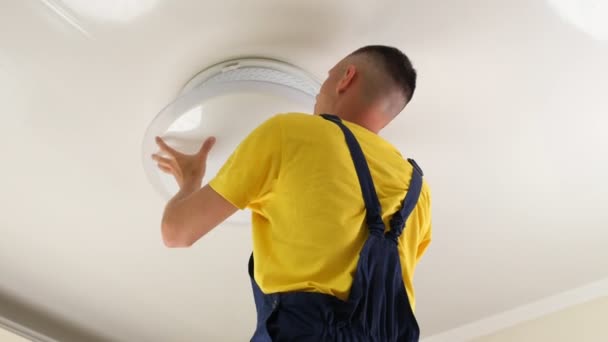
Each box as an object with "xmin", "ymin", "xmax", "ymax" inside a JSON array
[
  {"xmin": 473, "ymin": 297, "xmax": 608, "ymax": 342},
  {"xmin": 0, "ymin": 327, "xmax": 30, "ymax": 342},
  {"xmin": 0, "ymin": 292, "xmax": 106, "ymax": 342}
]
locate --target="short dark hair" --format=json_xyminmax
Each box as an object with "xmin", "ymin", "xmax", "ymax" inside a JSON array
[{"xmin": 351, "ymin": 45, "xmax": 417, "ymax": 104}]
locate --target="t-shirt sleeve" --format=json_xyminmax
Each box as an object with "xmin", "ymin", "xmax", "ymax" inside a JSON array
[
  {"xmin": 416, "ymin": 182, "xmax": 433, "ymax": 262},
  {"xmin": 208, "ymin": 115, "xmax": 283, "ymax": 210}
]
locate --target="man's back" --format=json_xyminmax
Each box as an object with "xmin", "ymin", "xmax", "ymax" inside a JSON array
[{"xmin": 209, "ymin": 112, "xmax": 432, "ymax": 311}]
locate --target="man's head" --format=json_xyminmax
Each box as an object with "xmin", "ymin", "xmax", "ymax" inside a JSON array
[{"xmin": 313, "ymin": 45, "xmax": 417, "ymax": 132}]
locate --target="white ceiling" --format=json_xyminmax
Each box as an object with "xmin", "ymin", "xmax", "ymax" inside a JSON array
[{"xmin": 1, "ymin": 0, "xmax": 607, "ymax": 341}]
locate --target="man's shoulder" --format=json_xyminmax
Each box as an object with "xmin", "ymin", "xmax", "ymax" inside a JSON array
[
  {"xmin": 273, "ymin": 112, "xmax": 316, "ymax": 126},
  {"xmin": 267, "ymin": 113, "xmax": 328, "ymax": 137},
  {"xmin": 250, "ymin": 113, "xmax": 313, "ymax": 136}
]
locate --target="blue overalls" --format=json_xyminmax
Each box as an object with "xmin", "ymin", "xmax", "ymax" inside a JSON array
[{"xmin": 248, "ymin": 114, "xmax": 424, "ymax": 341}]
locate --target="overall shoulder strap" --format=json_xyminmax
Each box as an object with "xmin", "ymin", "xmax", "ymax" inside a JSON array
[{"xmin": 321, "ymin": 114, "xmax": 385, "ymax": 233}]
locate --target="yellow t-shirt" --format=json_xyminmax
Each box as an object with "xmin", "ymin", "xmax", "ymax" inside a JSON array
[{"xmin": 209, "ymin": 113, "xmax": 432, "ymax": 311}]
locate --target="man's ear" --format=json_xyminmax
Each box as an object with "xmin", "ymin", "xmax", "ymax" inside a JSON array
[{"xmin": 336, "ymin": 65, "xmax": 357, "ymax": 94}]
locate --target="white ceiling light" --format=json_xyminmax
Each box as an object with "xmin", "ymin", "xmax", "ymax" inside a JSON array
[
  {"xmin": 142, "ymin": 58, "xmax": 320, "ymax": 225},
  {"xmin": 58, "ymin": 0, "xmax": 159, "ymax": 22},
  {"xmin": 547, "ymin": 0, "xmax": 608, "ymax": 40}
]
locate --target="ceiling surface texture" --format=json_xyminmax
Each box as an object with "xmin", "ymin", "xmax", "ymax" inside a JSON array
[{"xmin": 1, "ymin": 0, "xmax": 607, "ymax": 341}]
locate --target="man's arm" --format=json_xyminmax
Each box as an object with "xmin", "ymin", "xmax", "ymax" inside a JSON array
[
  {"xmin": 153, "ymin": 115, "xmax": 283, "ymax": 247},
  {"xmin": 161, "ymin": 184, "xmax": 237, "ymax": 247},
  {"xmin": 152, "ymin": 136, "xmax": 238, "ymax": 248}
]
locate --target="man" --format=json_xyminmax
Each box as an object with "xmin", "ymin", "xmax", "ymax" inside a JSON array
[{"xmin": 152, "ymin": 45, "xmax": 432, "ymax": 341}]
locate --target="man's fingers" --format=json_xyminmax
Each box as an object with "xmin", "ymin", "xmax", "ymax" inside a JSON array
[
  {"xmin": 151, "ymin": 153, "xmax": 174, "ymax": 165},
  {"xmin": 157, "ymin": 163, "xmax": 174, "ymax": 174},
  {"xmin": 155, "ymin": 136, "xmax": 179, "ymax": 156},
  {"xmin": 198, "ymin": 137, "xmax": 216, "ymax": 158},
  {"xmin": 152, "ymin": 154, "xmax": 182, "ymax": 175}
]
